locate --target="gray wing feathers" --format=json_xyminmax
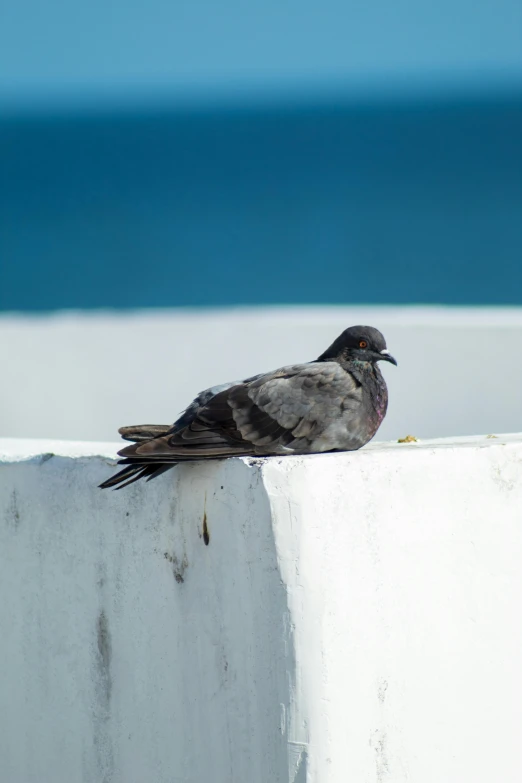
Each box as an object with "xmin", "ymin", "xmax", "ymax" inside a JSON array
[
  {"xmin": 170, "ymin": 372, "xmax": 266, "ymax": 434},
  {"xmin": 169, "ymin": 381, "xmax": 241, "ymax": 433},
  {"xmin": 229, "ymin": 362, "xmax": 361, "ymax": 452}
]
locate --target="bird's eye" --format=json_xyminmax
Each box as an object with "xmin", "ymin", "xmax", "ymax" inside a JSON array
[{"xmin": 359, "ymin": 340, "xmax": 368, "ymax": 349}]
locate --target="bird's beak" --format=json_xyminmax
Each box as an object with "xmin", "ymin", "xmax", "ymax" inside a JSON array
[{"xmin": 379, "ymin": 349, "xmax": 398, "ymax": 366}]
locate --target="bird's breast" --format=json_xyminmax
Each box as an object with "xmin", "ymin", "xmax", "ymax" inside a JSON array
[{"xmin": 367, "ymin": 373, "xmax": 389, "ymax": 429}]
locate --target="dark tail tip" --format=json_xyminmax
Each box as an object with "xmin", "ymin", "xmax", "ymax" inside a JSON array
[{"xmin": 99, "ymin": 461, "xmax": 175, "ymax": 490}]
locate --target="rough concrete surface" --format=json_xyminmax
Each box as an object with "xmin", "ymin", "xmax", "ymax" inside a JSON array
[{"xmin": 1, "ymin": 434, "xmax": 522, "ymax": 782}]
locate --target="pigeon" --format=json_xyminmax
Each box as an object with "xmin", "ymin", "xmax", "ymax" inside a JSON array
[{"xmin": 99, "ymin": 325, "xmax": 396, "ymax": 490}]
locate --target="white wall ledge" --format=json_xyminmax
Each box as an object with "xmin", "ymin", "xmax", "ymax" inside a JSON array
[
  {"xmin": 2, "ymin": 430, "xmax": 522, "ymax": 462},
  {"xmin": 2, "ymin": 434, "xmax": 522, "ymax": 782}
]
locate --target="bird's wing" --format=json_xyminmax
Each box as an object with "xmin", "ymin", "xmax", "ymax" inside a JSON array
[
  {"xmin": 168, "ymin": 378, "xmax": 257, "ymax": 434},
  {"xmin": 118, "ymin": 374, "xmax": 265, "ymax": 444},
  {"xmin": 230, "ymin": 361, "xmax": 362, "ymax": 451},
  {"xmin": 117, "ymin": 362, "xmax": 361, "ymax": 461}
]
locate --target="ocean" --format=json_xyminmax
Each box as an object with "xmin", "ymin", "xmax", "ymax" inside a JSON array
[{"xmin": 1, "ymin": 92, "xmax": 521, "ymax": 310}]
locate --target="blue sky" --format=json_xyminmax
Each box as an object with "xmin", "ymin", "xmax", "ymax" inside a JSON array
[{"xmin": 1, "ymin": 0, "xmax": 521, "ymax": 105}]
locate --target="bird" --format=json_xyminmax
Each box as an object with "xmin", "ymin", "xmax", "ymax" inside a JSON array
[{"xmin": 99, "ymin": 325, "xmax": 397, "ymax": 490}]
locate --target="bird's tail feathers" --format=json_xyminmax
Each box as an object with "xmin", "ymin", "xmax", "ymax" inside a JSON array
[
  {"xmin": 98, "ymin": 460, "xmax": 176, "ymax": 490},
  {"xmin": 118, "ymin": 424, "xmax": 171, "ymax": 443}
]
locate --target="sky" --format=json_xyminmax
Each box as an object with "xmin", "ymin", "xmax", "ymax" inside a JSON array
[{"xmin": 1, "ymin": 0, "xmax": 521, "ymax": 106}]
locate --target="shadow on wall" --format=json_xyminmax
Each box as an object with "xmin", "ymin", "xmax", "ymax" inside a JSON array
[{"xmin": 0, "ymin": 454, "xmax": 296, "ymax": 782}]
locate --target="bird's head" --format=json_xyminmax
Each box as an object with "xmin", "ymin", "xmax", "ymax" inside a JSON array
[{"xmin": 319, "ymin": 325, "xmax": 397, "ymax": 366}]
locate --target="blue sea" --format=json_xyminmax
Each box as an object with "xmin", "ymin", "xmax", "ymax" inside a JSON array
[{"xmin": 1, "ymin": 92, "xmax": 521, "ymax": 310}]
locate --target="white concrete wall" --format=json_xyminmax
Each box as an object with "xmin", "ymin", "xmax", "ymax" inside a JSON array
[
  {"xmin": 2, "ymin": 434, "xmax": 522, "ymax": 782},
  {"xmin": 1, "ymin": 305, "xmax": 522, "ymax": 443}
]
